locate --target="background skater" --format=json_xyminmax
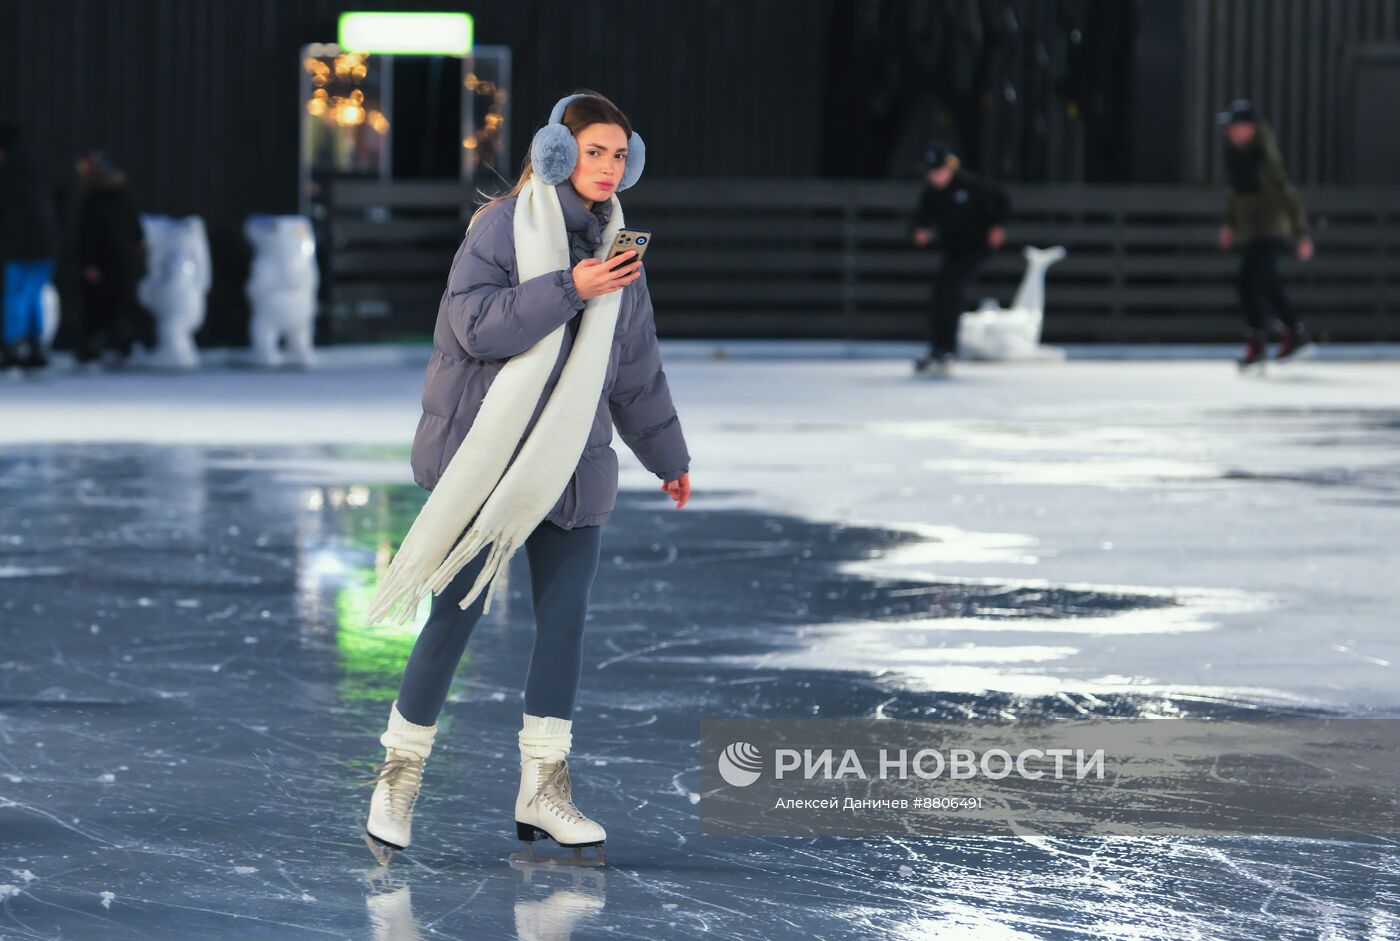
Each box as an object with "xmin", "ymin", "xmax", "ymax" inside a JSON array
[
  {"xmin": 74, "ymin": 150, "xmax": 146, "ymax": 368},
  {"xmin": 1217, "ymin": 99, "xmax": 1315, "ymax": 370},
  {"xmin": 909, "ymin": 142, "xmax": 1010, "ymax": 376},
  {"xmin": 0, "ymin": 123, "xmax": 59, "ymax": 373}
]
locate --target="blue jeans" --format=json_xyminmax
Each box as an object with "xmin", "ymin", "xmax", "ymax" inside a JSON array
[
  {"xmin": 3, "ymin": 259, "xmax": 57, "ymax": 345},
  {"xmin": 394, "ymin": 520, "xmax": 604, "ymax": 726}
]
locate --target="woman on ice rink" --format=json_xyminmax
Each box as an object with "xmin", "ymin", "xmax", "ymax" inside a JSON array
[{"xmin": 361, "ymin": 91, "xmax": 691, "ymax": 867}]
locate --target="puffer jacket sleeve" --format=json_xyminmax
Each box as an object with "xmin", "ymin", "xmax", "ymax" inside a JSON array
[
  {"xmin": 445, "ymin": 205, "xmax": 586, "ymax": 360},
  {"xmin": 608, "ymin": 269, "xmax": 690, "ymax": 481}
]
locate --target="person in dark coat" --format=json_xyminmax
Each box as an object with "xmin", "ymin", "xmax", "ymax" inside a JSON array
[
  {"xmin": 73, "ymin": 150, "xmax": 146, "ymax": 365},
  {"xmin": 0, "ymin": 123, "xmax": 60, "ymax": 371},
  {"xmin": 909, "ymin": 143, "xmax": 1011, "ymax": 374},
  {"xmin": 1216, "ymin": 100, "xmax": 1315, "ymax": 367}
]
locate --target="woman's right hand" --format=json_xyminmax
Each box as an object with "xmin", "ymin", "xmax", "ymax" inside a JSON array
[{"xmin": 572, "ymin": 251, "xmax": 641, "ymax": 302}]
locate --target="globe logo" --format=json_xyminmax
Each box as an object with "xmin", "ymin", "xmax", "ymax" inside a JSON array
[{"xmin": 717, "ymin": 741, "xmax": 763, "ymax": 787}]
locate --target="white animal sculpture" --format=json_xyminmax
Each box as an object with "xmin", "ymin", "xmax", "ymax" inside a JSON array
[
  {"xmin": 243, "ymin": 215, "xmax": 319, "ymax": 367},
  {"xmin": 136, "ymin": 215, "xmax": 212, "ymax": 368},
  {"xmin": 958, "ymin": 245, "xmax": 1067, "ymax": 361},
  {"xmin": 40, "ymin": 282, "xmax": 60, "ymax": 349}
]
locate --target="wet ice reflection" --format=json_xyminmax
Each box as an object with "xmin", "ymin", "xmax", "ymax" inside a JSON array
[{"xmin": 0, "ymin": 443, "xmax": 1393, "ymax": 939}]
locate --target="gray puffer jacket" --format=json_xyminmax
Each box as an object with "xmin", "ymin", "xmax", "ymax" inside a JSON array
[{"xmin": 410, "ymin": 181, "xmax": 690, "ymax": 531}]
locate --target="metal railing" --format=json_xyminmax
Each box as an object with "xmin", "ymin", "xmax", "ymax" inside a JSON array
[{"xmin": 327, "ymin": 179, "xmax": 1400, "ymax": 342}]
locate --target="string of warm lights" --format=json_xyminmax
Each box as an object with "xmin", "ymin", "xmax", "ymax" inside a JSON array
[
  {"xmin": 461, "ymin": 72, "xmax": 507, "ymax": 156},
  {"xmin": 303, "ymin": 49, "xmax": 388, "ymax": 133},
  {"xmin": 301, "ymin": 50, "xmax": 505, "ymax": 152}
]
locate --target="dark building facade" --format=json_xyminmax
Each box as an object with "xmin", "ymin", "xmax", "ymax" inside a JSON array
[{"xmin": 2, "ymin": 0, "xmax": 1395, "ymax": 344}]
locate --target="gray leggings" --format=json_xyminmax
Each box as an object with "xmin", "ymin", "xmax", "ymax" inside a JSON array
[{"xmin": 393, "ymin": 520, "xmax": 603, "ymax": 727}]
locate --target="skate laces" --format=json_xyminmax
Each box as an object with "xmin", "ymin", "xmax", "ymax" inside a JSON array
[
  {"xmin": 366, "ymin": 750, "xmax": 424, "ymax": 819},
  {"xmin": 528, "ymin": 759, "xmax": 583, "ymax": 824}
]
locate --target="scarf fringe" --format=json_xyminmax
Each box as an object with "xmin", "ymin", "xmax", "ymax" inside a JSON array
[
  {"xmin": 423, "ymin": 525, "xmax": 514, "ymax": 616},
  {"xmin": 365, "ymin": 526, "xmax": 514, "ymax": 625},
  {"xmin": 365, "ymin": 549, "xmax": 433, "ymax": 627}
]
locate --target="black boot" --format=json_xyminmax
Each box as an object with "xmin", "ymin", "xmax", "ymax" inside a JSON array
[
  {"xmin": 1, "ymin": 343, "xmax": 22, "ymax": 371},
  {"xmin": 21, "ymin": 340, "xmax": 49, "ymax": 371},
  {"xmin": 1237, "ymin": 334, "xmax": 1266, "ymax": 369},
  {"xmin": 1276, "ymin": 322, "xmax": 1314, "ymax": 361}
]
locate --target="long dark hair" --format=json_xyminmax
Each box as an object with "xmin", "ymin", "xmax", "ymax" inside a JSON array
[{"xmin": 469, "ymin": 89, "xmax": 632, "ymax": 228}]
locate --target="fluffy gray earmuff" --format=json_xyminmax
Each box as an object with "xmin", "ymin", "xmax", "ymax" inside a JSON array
[
  {"xmin": 529, "ymin": 93, "xmax": 646, "ymax": 191},
  {"xmin": 618, "ymin": 131, "xmax": 645, "ymax": 191}
]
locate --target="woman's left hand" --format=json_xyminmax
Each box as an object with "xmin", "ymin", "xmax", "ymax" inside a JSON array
[{"xmin": 661, "ymin": 473, "xmax": 690, "ymax": 509}]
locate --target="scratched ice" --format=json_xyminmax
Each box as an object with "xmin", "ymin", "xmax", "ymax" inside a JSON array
[{"xmin": 1, "ymin": 350, "xmax": 1398, "ymax": 938}]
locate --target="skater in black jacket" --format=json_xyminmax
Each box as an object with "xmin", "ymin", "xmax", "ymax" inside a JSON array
[
  {"xmin": 909, "ymin": 143, "xmax": 1010, "ymax": 374},
  {"xmin": 74, "ymin": 150, "xmax": 146, "ymax": 366}
]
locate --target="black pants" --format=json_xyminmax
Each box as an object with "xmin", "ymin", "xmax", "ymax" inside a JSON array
[
  {"xmin": 928, "ymin": 250, "xmax": 988, "ymax": 357},
  {"xmin": 394, "ymin": 520, "xmax": 603, "ymax": 726},
  {"xmin": 78, "ymin": 284, "xmax": 139, "ymax": 362},
  {"xmin": 1238, "ymin": 239, "xmax": 1297, "ymax": 335}
]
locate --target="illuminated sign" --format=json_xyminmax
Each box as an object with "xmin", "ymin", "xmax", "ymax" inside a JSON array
[{"xmin": 337, "ymin": 12, "xmax": 474, "ymax": 56}]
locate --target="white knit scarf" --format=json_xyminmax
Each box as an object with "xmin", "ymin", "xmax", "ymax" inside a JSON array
[{"xmin": 367, "ymin": 176, "xmax": 625, "ymax": 625}]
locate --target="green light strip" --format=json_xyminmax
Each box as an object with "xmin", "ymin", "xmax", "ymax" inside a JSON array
[{"xmin": 337, "ymin": 12, "xmax": 475, "ymax": 56}]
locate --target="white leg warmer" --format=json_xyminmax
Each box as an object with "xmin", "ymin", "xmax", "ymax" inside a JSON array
[
  {"xmin": 518, "ymin": 712, "xmax": 572, "ymax": 763},
  {"xmin": 380, "ymin": 700, "xmax": 438, "ymax": 760}
]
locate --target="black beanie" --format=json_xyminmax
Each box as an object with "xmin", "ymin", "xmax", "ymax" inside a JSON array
[
  {"xmin": 1216, "ymin": 98, "xmax": 1259, "ymax": 126},
  {"xmin": 922, "ymin": 141, "xmax": 954, "ymax": 169}
]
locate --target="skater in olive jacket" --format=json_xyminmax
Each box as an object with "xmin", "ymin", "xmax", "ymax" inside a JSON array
[{"xmin": 1217, "ymin": 99, "xmax": 1315, "ymax": 367}]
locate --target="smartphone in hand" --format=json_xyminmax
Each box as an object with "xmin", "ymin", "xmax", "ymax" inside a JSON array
[{"xmin": 606, "ymin": 227, "xmax": 653, "ymax": 264}]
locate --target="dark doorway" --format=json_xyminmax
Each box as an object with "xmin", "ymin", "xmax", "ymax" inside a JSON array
[
  {"xmin": 1349, "ymin": 46, "xmax": 1400, "ymax": 183},
  {"xmin": 389, "ymin": 57, "xmax": 463, "ymax": 179}
]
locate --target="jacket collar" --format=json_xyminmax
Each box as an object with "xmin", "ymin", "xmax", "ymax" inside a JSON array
[{"xmin": 556, "ymin": 181, "xmax": 612, "ymax": 241}]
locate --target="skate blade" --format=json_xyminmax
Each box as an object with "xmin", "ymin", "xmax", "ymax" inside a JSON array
[
  {"xmin": 1276, "ymin": 345, "xmax": 1318, "ymax": 364},
  {"xmin": 364, "ymin": 830, "xmax": 403, "ymax": 866},
  {"xmin": 514, "ymin": 821, "xmax": 607, "ymax": 866},
  {"xmin": 510, "ymin": 840, "xmax": 607, "ymax": 868}
]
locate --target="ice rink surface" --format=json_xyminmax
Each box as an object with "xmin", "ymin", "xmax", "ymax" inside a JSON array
[{"xmin": 1, "ymin": 342, "xmax": 1397, "ymax": 939}]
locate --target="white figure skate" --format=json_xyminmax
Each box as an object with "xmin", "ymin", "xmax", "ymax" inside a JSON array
[
  {"xmin": 958, "ymin": 245, "xmax": 1068, "ymax": 362},
  {"xmin": 363, "ymin": 701, "xmax": 437, "ymax": 865},
  {"xmin": 244, "ymin": 215, "xmax": 319, "ymax": 368},
  {"xmin": 513, "ymin": 756, "xmax": 608, "ymax": 867}
]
